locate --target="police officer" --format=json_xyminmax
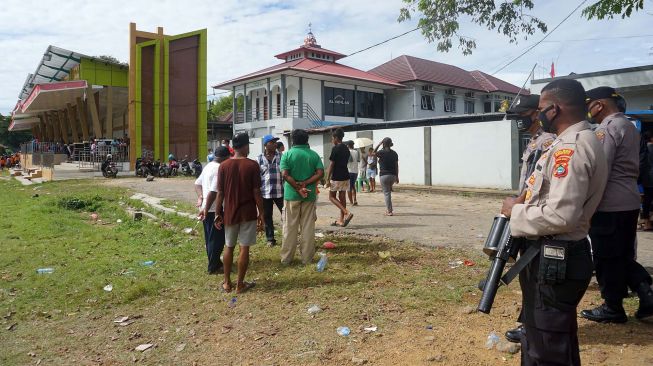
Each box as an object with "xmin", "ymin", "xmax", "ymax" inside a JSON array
[
  {"xmin": 501, "ymin": 79, "xmax": 608, "ymax": 365},
  {"xmin": 504, "ymin": 94, "xmax": 556, "ymax": 343},
  {"xmin": 580, "ymin": 87, "xmax": 653, "ymax": 322}
]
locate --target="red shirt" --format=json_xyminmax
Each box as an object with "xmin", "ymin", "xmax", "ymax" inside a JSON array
[{"xmin": 217, "ymin": 158, "xmax": 261, "ymax": 225}]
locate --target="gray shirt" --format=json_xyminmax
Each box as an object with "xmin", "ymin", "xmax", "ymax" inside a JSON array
[
  {"xmin": 595, "ymin": 112, "xmax": 641, "ymax": 212},
  {"xmin": 511, "ymin": 121, "xmax": 608, "ymax": 241}
]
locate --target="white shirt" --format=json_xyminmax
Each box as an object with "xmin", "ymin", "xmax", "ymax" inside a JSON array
[
  {"xmin": 194, "ymin": 161, "xmax": 220, "ymax": 212},
  {"xmin": 348, "ymin": 149, "xmax": 359, "ymax": 174}
]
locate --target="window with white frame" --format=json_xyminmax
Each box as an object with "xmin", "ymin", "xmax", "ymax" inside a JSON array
[
  {"xmin": 464, "ymin": 100, "xmax": 475, "ymax": 114},
  {"xmin": 444, "ymin": 97, "xmax": 456, "ymax": 112},
  {"xmin": 421, "ymin": 94, "xmax": 435, "ymax": 110}
]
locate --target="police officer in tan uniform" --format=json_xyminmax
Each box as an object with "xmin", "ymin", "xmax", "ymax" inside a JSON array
[
  {"xmin": 580, "ymin": 87, "xmax": 653, "ymax": 323},
  {"xmin": 509, "ymin": 94, "xmax": 557, "ymax": 190},
  {"xmin": 501, "ymin": 79, "xmax": 608, "ymax": 365},
  {"xmin": 503, "ymin": 94, "xmax": 556, "ymax": 343}
]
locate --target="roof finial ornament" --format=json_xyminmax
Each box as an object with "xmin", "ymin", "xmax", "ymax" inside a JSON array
[{"xmin": 304, "ymin": 23, "xmax": 317, "ymax": 47}]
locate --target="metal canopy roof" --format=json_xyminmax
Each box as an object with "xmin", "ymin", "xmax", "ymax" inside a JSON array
[
  {"xmin": 18, "ymin": 45, "xmax": 125, "ymax": 100},
  {"xmin": 18, "ymin": 46, "xmax": 87, "ymax": 100}
]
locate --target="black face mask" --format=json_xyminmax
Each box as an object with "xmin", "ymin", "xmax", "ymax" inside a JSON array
[
  {"xmin": 515, "ymin": 116, "xmax": 534, "ymax": 132},
  {"xmin": 538, "ymin": 105, "xmax": 558, "ymax": 133}
]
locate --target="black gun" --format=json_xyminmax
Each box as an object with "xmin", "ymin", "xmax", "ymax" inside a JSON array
[{"xmin": 477, "ymin": 149, "xmax": 543, "ymax": 314}]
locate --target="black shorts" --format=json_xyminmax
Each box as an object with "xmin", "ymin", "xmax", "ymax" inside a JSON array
[{"xmin": 348, "ymin": 173, "xmax": 358, "ymax": 190}]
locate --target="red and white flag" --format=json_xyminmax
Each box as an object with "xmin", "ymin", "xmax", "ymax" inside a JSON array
[{"xmin": 549, "ymin": 62, "xmax": 556, "ymax": 78}]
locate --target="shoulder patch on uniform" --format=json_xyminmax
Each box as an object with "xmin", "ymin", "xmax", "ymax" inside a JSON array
[
  {"xmin": 553, "ymin": 148, "xmax": 574, "ymax": 178},
  {"xmin": 525, "ymin": 189, "xmax": 532, "ymax": 201},
  {"xmin": 528, "ymin": 174, "xmax": 535, "ymax": 186},
  {"xmin": 542, "ymin": 140, "xmax": 553, "ymax": 149},
  {"xmin": 595, "ymin": 130, "xmax": 606, "ymax": 141}
]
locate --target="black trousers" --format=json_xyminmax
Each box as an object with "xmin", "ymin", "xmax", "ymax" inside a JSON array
[
  {"xmin": 589, "ymin": 210, "xmax": 652, "ymax": 306},
  {"xmin": 202, "ymin": 211, "xmax": 225, "ymax": 273},
  {"xmin": 519, "ymin": 239, "xmax": 593, "ymax": 366},
  {"xmin": 642, "ymin": 187, "xmax": 653, "ymax": 220},
  {"xmin": 263, "ymin": 197, "xmax": 284, "ymax": 243}
]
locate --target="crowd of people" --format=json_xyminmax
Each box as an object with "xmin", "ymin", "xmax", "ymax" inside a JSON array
[
  {"xmin": 192, "ymin": 79, "xmax": 653, "ymax": 365},
  {"xmin": 0, "ymin": 152, "xmax": 21, "ymax": 170},
  {"xmin": 193, "ymin": 128, "xmax": 399, "ymax": 293}
]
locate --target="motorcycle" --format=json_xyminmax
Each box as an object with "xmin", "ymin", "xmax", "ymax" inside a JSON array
[
  {"xmin": 101, "ymin": 160, "xmax": 118, "ymax": 178},
  {"xmin": 180, "ymin": 159, "xmax": 192, "ymax": 176},
  {"xmin": 135, "ymin": 158, "xmax": 144, "ymax": 177},
  {"xmin": 158, "ymin": 162, "xmax": 170, "ymax": 178},
  {"xmin": 168, "ymin": 160, "xmax": 179, "ymax": 177},
  {"xmin": 191, "ymin": 159, "xmax": 203, "ymax": 178}
]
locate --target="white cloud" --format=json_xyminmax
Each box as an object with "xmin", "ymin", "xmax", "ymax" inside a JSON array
[{"xmin": 1, "ymin": 0, "xmax": 652, "ymax": 114}]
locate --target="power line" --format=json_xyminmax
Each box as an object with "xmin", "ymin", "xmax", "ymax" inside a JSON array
[
  {"xmin": 542, "ymin": 34, "xmax": 653, "ymax": 42},
  {"xmin": 491, "ymin": 0, "xmax": 588, "ymax": 75}
]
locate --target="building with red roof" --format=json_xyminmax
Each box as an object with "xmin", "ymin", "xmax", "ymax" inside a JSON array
[
  {"xmin": 213, "ymin": 28, "xmax": 524, "ymax": 137},
  {"xmin": 368, "ymin": 55, "xmax": 524, "ymax": 120}
]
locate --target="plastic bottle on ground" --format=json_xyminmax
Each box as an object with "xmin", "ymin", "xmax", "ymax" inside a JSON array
[
  {"xmin": 36, "ymin": 268, "xmax": 54, "ymax": 274},
  {"xmin": 141, "ymin": 260, "xmax": 155, "ymax": 266},
  {"xmin": 337, "ymin": 326, "xmax": 350, "ymax": 336},
  {"xmin": 316, "ymin": 252, "xmax": 328, "ymax": 272},
  {"xmin": 485, "ymin": 331, "xmax": 500, "ymax": 349}
]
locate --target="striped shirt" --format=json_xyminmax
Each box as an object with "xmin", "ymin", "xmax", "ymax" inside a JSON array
[{"xmin": 257, "ymin": 152, "xmax": 284, "ymax": 199}]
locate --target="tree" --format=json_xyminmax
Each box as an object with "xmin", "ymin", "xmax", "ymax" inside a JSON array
[
  {"xmin": 207, "ymin": 94, "xmax": 243, "ymax": 121},
  {"xmin": 95, "ymin": 55, "xmax": 128, "ymax": 66},
  {"xmin": 399, "ymin": 0, "xmax": 646, "ymax": 55},
  {"xmin": 0, "ymin": 114, "xmax": 32, "ymax": 152}
]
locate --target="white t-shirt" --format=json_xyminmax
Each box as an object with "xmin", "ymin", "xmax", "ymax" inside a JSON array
[
  {"xmin": 194, "ymin": 161, "xmax": 220, "ymax": 212},
  {"xmin": 348, "ymin": 149, "xmax": 359, "ymax": 174}
]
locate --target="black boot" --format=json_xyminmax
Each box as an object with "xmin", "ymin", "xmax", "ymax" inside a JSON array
[
  {"xmin": 505, "ymin": 325, "xmax": 524, "ymax": 343},
  {"xmin": 580, "ymin": 303, "xmax": 628, "ymax": 323},
  {"xmin": 635, "ymin": 282, "xmax": 653, "ymax": 320}
]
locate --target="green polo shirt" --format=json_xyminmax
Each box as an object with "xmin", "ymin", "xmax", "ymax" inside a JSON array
[{"xmin": 279, "ymin": 144, "xmax": 324, "ymax": 201}]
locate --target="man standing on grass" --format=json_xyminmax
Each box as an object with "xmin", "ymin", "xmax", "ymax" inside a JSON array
[
  {"xmin": 280, "ymin": 129, "xmax": 324, "ymax": 264},
  {"xmin": 196, "ymin": 147, "xmax": 231, "ymax": 275},
  {"xmin": 204, "ymin": 133, "xmax": 264, "ymax": 294},
  {"xmin": 257, "ymin": 134, "xmax": 284, "ymax": 247},
  {"xmin": 325, "ymin": 128, "xmax": 354, "ymax": 227}
]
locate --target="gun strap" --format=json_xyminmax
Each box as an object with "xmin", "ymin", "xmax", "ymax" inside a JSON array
[{"xmin": 500, "ymin": 245, "xmax": 540, "ymax": 286}]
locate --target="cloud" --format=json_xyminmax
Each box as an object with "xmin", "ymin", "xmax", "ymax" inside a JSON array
[{"xmin": 1, "ymin": 0, "xmax": 652, "ymax": 115}]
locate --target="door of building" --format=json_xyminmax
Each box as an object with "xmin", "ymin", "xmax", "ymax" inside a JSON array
[{"xmin": 255, "ymin": 98, "xmax": 260, "ymax": 120}]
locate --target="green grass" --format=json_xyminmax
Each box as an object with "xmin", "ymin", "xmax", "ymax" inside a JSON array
[{"xmin": 0, "ymin": 178, "xmax": 492, "ymax": 365}]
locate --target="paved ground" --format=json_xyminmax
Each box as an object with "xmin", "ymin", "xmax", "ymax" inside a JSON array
[{"xmin": 103, "ymin": 176, "xmax": 653, "ymax": 270}]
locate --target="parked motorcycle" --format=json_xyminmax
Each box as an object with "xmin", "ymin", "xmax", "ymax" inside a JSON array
[
  {"xmin": 168, "ymin": 160, "xmax": 179, "ymax": 177},
  {"xmin": 191, "ymin": 159, "xmax": 202, "ymax": 178},
  {"xmin": 180, "ymin": 159, "xmax": 192, "ymax": 176}
]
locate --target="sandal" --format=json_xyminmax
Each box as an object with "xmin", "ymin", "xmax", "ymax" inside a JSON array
[
  {"xmin": 384, "ymin": 212, "xmax": 394, "ymax": 216},
  {"xmin": 236, "ymin": 281, "xmax": 256, "ymax": 294},
  {"xmin": 331, "ymin": 221, "xmax": 344, "ymax": 227},
  {"xmin": 221, "ymin": 281, "xmax": 233, "ymax": 293},
  {"xmin": 343, "ymin": 213, "xmax": 354, "ymax": 227}
]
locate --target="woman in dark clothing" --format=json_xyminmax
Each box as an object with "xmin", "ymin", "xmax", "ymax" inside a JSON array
[{"xmin": 374, "ymin": 137, "xmax": 399, "ymax": 216}]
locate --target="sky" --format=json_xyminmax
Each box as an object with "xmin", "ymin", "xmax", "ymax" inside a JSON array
[{"xmin": 1, "ymin": 0, "xmax": 652, "ymax": 115}]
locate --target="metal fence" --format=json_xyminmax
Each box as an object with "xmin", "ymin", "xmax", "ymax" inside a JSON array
[{"xmin": 21, "ymin": 141, "xmax": 129, "ymax": 172}]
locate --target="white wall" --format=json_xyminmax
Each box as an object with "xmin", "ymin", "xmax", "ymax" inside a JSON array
[
  {"xmin": 248, "ymin": 137, "xmax": 264, "ymax": 161},
  {"xmin": 431, "ymin": 120, "xmax": 513, "ymax": 189},
  {"xmin": 303, "ymin": 78, "xmax": 322, "ymax": 118},
  {"xmin": 530, "ymin": 69, "xmax": 653, "ymax": 95},
  {"xmin": 372, "ymin": 127, "xmax": 426, "ymax": 185}
]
